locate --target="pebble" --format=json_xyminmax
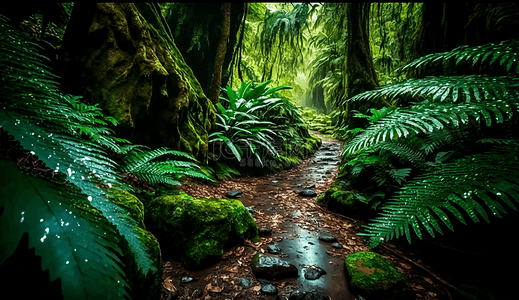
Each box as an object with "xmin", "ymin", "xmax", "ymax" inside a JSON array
[
  {"xmin": 261, "ymin": 283, "xmax": 278, "ymax": 295},
  {"xmin": 259, "ymin": 227, "xmax": 272, "ymax": 236},
  {"xmin": 299, "ymin": 189, "xmax": 317, "ymax": 197},
  {"xmin": 238, "ymin": 277, "xmax": 252, "ymax": 288},
  {"xmin": 318, "ymin": 235, "xmax": 337, "ymax": 242},
  {"xmin": 331, "ymin": 242, "xmax": 342, "ymax": 249},
  {"xmin": 181, "ymin": 276, "xmax": 193, "ymax": 283},
  {"xmin": 267, "ymin": 244, "xmax": 282, "ymax": 254},
  {"xmin": 225, "ymin": 189, "xmax": 243, "ymax": 198}
]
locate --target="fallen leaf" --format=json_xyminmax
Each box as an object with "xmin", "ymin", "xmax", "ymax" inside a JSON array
[
  {"xmin": 205, "ymin": 283, "xmax": 222, "ymax": 293},
  {"xmin": 424, "ymin": 278, "xmax": 433, "ymax": 285}
]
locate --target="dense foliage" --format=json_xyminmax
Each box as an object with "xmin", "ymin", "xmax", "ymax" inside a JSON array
[
  {"xmin": 0, "ymin": 14, "xmax": 208, "ymax": 298},
  {"xmin": 340, "ymin": 39, "xmax": 519, "ymax": 248}
]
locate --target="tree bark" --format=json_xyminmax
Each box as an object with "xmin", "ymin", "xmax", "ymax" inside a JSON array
[
  {"xmin": 343, "ymin": 3, "xmax": 379, "ymax": 130},
  {"xmin": 208, "ymin": 3, "xmax": 232, "ymax": 104}
]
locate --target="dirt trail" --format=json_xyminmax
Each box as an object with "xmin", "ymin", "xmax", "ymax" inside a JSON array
[{"xmin": 160, "ymin": 132, "xmax": 444, "ymax": 300}]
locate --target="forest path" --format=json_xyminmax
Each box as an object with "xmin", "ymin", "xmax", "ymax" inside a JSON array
[{"xmin": 160, "ymin": 132, "xmax": 371, "ymax": 300}]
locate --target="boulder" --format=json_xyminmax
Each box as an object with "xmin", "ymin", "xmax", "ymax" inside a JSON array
[
  {"xmin": 146, "ymin": 191, "xmax": 259, "ymax": 269},
  {"xmin": 251, "ymin": 253, "xmax": 298, "ymax": 280},
  {"xmin": 344, "ymin": 251, "xmax": 415, "ymax": 299}
]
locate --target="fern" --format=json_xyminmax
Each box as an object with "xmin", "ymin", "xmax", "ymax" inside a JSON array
[
  {"xmin": 359, "ymin": 143, "xmax": 519, "ymax": 248},
  {"xmin": 341, "ymin": 37, "xmax": 519, "ymax": 248},
  {"xmin": 400, "ymin": 39, "xmax": 519, "ymax": 74},
  {"xmin": 0, "ymin": 14, "xmax": 155, "ymax": 296},
  {"xmin": 121, "ymin": 147, "xmax": 215, "ymax": 185}
]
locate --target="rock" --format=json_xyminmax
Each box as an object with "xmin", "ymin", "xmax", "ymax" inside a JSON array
[
  {"xmin": 304, "ymin": 266, "xmax": 327, "ymax": 280},
  {"xmin": 345, "ymin": 251, "xmax": 414, "ymax": 300},
  {"xmin": 238, "ymin": 277, "xmax": 252, "ymax": 288},
  {"xmin": 276, "ymin": 296, "xmax": 289, "ymax": 300},
  {"xmin": 331, "ymin": 242, "xmax": 342, "ymax": 249},
  {"xmin": 251, "ymin": 253, "xmax": 298, "ymax": 280},
  {"xmin": 299, "ymin": 189, "xmax": 317, "ymax": 197},
  {"xmin": 318, "ymin": 235, "xmax": 337, "ymax": 243},
  {"xmin": 259, "ymin": 227, "xmax": 272, "ymax": 236},
  {"xmin": 246, "ymin": 206, "xmax": 255, "ymax": 215},
  {"xmin": 261, "ymin": 283, "xmax": 278, "ymax": 295},
  {"xmin": 181, "ymin": 276, "xmax": 194, "ymax": 283},
  {"xmin": 288, "ymin": 289, "xmax": 330, "ymax": 300},
  {"xmin": 225, "ymin": 189, "xmax": 243, "ymax": 198},
  {"xmin": 146, "ymin": 191, "xmax": 259, "ymax": 269},
  {"xmin": 267, "ymin": 244, "xmax": 282, "ymax": 254}
]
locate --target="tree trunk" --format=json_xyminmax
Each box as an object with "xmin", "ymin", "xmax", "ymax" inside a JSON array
[
  {"xmin": 59, "ymin": 3, "xmax": 216, "ymax": 161},
  {"xmin": 208, "ymin": 3, "xmax": 232, "ymax": 104},
  {"xmin": 344, "ymin": 3, "xmax": 379, "ymax": 130}
]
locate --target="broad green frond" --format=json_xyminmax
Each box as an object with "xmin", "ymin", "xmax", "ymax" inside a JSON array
[
  {"xmin": 359, "ymin": 143, "xmax": 519, "ymax": 248},
  {"xmin": 345, "ymin": 75, "xmax": 519, "ymax": 105},
  {"xmin": 343, "ymin": 99, "xmax": 517, "ymax": 154},
  {"xmin": 0, "ymin": 16, "xmax": 156, "ymax": 278},
  {"xmin": 400, "ymin": 39, "xmax": 519, "ymax": 74}
]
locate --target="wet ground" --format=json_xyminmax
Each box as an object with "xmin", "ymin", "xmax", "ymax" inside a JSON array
[{"xmin": 163, "ymin": 132, "xmax": 448, "ymax": 300}]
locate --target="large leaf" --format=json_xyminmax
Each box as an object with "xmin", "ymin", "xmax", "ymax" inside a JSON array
[{"xmin": 0, "ymin": 158, "xmax": 130, "ymax": 299}]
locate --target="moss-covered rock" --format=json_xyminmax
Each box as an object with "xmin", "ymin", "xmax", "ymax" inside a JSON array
[
  {"xmin": 146, "ymin": 191, "xmax": 259, "ymax": 269},
  {"xmin": 345, "ymin": 251, "xmax": 413, "ymax": 299},
  {"xmin": 316, "ymin": 180, "xmax": 372, "ymax": 220},
  {"xmin": 104, "ymin": 189, "xmax": 163, "ymax": 300}
]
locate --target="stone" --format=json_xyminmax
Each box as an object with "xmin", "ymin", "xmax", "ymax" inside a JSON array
[
  {"xmin": 331, "ymin": 242, "xmax": 342, "ymax": 249},
  {"xmin": 146, "ymin": 191, "xmax": 259, "ymax": 269},
  {"xmin": 276, "ymin": 296, "xmax": 289, "ymax": 300},
  {"xmin": 261, "ymin": 283, "xmax": 278, "ymax": 295},
  {"xmin": 299, "ymin": 189, "xmax": 318, "ymax": 197},
  {"xmin": 288, "ymin": 289, "xmax": 330, "ymax": 300},
  {"xmin": 345, "ymin": 251, "xmax": 414, "ymax": 299},
  {"xmin": 318, "ymin": 235, "xmax": 337, "ymax": 243},
  {"xmin": 181, "ymin": 276, "xmax": 194, "ymax": 283},
  {"xmin": 259, "ymin": 227, "xmax": 272, "ymax": 236},
  {"xmin": 246, "ymin": 206, "xmax": 255, "ymax": 215},
  {"xmin": 225, "ymin": 189, "xmax": 243, "ymax": 198},
  {"xmin": 267, "ymin": 244, "xmax": 282, "ymax": 254},
  {"xmin": 304, "ymin": 266, "xmax": 327, "ymax": 280},
  {"xmin": 238, "ymin": 277, "xmax": 252, "ymax": 288},
  {"xmin": 251, "ymin": 253, "xmax": 298, "ymax": 280}
]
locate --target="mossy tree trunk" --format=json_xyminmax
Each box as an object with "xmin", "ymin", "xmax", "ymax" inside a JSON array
[
  {"xmin": 59, "ymin": 3, "xmax": 215, "ymax": 161},
  {"xmin": 343, "ymin": 3, "xmax": 379, "ymax": 130},
  {"xmin": 208, "ymin": 3, "xmax": 232, "ymax": 104}
]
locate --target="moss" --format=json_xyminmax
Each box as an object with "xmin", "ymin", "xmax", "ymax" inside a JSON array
[
  {"xmin": 345, "ymin": 251, "xmax": 406, "ymax": 294},
  {"xmin": 106, "ymin": 189, "xmax": 146, "ymax": 228},
  {"xmin": 146, "ymin": 191, "xmax": 259, "ymax": 269}
]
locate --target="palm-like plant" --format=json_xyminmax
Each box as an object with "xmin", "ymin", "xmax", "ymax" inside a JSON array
[
  {"xmin": 209, "ymin": 81, "xmax": 290, "ymax": 166},
  {"xmin": 341, "ymin": 39, "xmax": 519, "ymax": 248}
]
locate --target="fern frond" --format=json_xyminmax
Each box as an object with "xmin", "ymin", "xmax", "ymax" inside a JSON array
[
  {"xmin": 344, "ymin": 75, "xmax": 519, "ymax": 105},
  {"xmin": 400, "ymin": 39, "xmax": 519, "ymax": 74},
  {"xmin": 359, "ymin": 143, "xmax": 519, "ymax": 248},
  {"xmin": 0, "ymin": 16, "xmax": 156, "ymax": 277},
  {"xmin": 343, "ymin": 99, "xmax": 517, "ymax": 154}
]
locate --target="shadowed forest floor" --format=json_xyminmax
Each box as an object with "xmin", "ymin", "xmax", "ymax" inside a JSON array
[{"xmin": 159, "ymin": 132, "xmax": 452, "ymax": 300}]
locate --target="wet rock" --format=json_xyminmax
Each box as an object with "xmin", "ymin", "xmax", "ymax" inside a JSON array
[
  {"xmin": 246, "ymin": 206, "xmax": 255, "ymax": 215},
  {"xmin": 251, "ymin": 253, "xmax": 298, "ymax": 280},
  {"xmin": 304, "ymin": 266, "xmax": 327, "ymax": 280},
  {"xmin": 345, "ymin": 251, "xmax": 415, "ymax": 300},
  {"xmin": 318, "ymin": 235, "xmax": 337, "ymax": 243},
  {"xmin": 288, "ymin": 289, "xmax": 331, "ymax": 300},
  {"xmin": 181, "ymin": 276, "xmax": 194, "ymax": 283},
  {"xmin": 259, "ymin": 227, "xmax": 272, "ymax": 236},
  {"xmin": 261, "ymin": 283, "xmax": 278, "ymax": 295},
  {"xmin": 267, "ymin": 244, "xmax": 282, "ymax": 254},
  {"xmin": 331, "ymin": 242, "xmax": 342, "ymax": 249},
  {"xmin": 238, "ymin": 277, "xmax": 252, "ymax": 288},
  {"xmin": 299, "ymin": 189, "xmax": 317, "ymax": 197},
  {"xmin": 225, "ymin": 189, "xmax": 243, "ymax": 198},
  {"xmin": 276, "ymin": 296, "xmax": 289, "ymax": 300}
]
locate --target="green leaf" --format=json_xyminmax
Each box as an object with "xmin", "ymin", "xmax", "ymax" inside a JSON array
[{"xmin": 0, "ymin": 158, "xmax": 130, "ymax": 299}]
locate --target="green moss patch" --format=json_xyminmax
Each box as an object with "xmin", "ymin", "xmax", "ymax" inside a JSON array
[
  {"xmin": 146, "ymin": 191, "xmax": 259, "ymax": 269},
  {"xmin": 345, "ymin": 251, "xmax": 406, "ymax": 294}
]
